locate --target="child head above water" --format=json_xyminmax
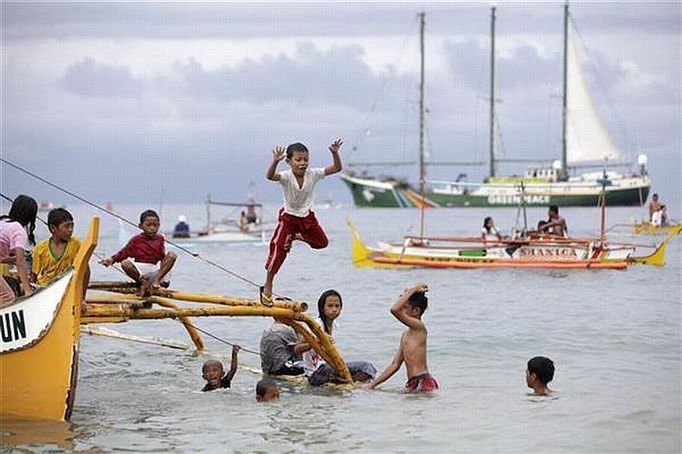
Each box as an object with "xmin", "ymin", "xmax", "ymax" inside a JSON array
[
  {"xmin": 256, "ymin": 379, "xmax": 280, "ymax": 402},
  {"xmin": 526, "ymin": 356, "xmax": 555, "ymax": 395},
  {"xmin": 202, "ymin": 359, "xmax": 224, "ymax": 391}
]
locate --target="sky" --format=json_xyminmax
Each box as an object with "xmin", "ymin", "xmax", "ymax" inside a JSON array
[{"xmin": 1, "ymin": 1, "xmax": 680, "ymax": 206}]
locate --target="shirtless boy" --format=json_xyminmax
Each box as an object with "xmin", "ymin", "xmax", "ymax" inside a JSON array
[
  {"xmin": 538, "ymin": 205, "xmax": 568, "ymax": 237},
  {"xmin": 368, "ymin": 282, "xmax": 438, "ymax": 393}
]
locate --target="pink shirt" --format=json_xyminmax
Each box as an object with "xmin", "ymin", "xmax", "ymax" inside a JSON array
[{"xmin": 0, "ymin": 219, "xmax": 28, "ymax": 260}]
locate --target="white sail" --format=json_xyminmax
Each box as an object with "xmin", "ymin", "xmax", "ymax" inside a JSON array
[{"xmin": 566, "ymin": 26, "xmax": 624, "ymax": 164}]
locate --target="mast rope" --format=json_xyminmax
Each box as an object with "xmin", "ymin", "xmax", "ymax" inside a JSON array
[
  {"xmin": 0, "ymin": 157, "xmax": 283, "ymax": 297},
  {"xmin": 185, "ymin": 324, "xmax": 260, "ymax": 356}
]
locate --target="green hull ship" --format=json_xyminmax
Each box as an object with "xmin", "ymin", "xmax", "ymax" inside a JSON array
[
  {"xmin": 343, "ymin": 6, "xmax": 652, "ymax": 209},
  {"xmin": 341, "ymin": 172, "xmax": 650, "ymax": 208}
]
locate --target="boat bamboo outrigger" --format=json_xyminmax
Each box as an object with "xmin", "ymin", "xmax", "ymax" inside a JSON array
[{"xmin": 1, "ymin": 216, "xmax": 353, "ymax": 422}]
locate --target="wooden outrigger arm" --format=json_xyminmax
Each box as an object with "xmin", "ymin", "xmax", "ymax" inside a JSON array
[{"xmin": 83, "ymin": 286, "xmax": 352, "ymax": 384}]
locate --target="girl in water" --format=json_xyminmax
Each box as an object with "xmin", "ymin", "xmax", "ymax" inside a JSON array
[{"xmin": 297, "ymin": 289, "xmax": 377, "ymax": 386}]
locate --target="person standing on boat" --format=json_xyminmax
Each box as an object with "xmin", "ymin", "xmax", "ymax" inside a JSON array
[
  {"xmin": 538, "ymin": 205, "xmax": 568, "ymax": 237},
  {"xmin": 0, "ymin": 194, "xmax": 37, "ymax": 300},
  {"xmin": 481, "ymin": 217, "xmax": 503, "ymax": 241},
  {"xmin": 261, "ymin": 138, "xmax": 343, "ymax": 305},
  {"xmin": 648, "ymin": 193, "xmax": 661, "ymax": 222}
]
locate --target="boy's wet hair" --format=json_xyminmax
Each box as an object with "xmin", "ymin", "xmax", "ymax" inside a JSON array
[
  {"xmin": 286, "ymin": 142, "xmax": 309, "ymax": 159},
  {"xmin": 407, "ymin": 291, "xmax": 428, "ymax": 315},
  {"xmin": 139, "ymin": 209, "xmax": 160, "ymax": 224},
  {"xmin": 527, "ymin": 356, "xmax": 555, "ymax": 385},
  {"xmin": 317, "ymin": 289, "xmax": 342, "ymax": 334},
  {"xmin": 202, "ymin": 359, "xmax": 223, "ymax": 373},
  {"xmin": 1, "ymin": 194, "xmax": 38, "ymax": 245},
  {"xmin": 256, "ymin": 378, "xmax": 277, "ymax": 398},
  {"xmin": 47, "ymin": 207, "xmax": 73, "ymax": 228}
]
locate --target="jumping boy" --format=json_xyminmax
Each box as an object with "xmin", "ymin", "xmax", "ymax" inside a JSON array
[
  {"xmin": 261, "ymin": 138, "xmax": 343, "ymax": 305},
  {"xmin": 31, "ymin": 208, "xmax": 82, "ymax": 286},
  {"xmin": 526, "ymin": 356, "xmax": 555, "ymax": 396},
  {"xmin": 100, "ymin": 209, "xmax": 176, "ymax": 296},
  {"xmin": 201, "ymin": 345, "xmax": 241, "ymax": 392},
  {"xmin": 255, "ymin": 378, "xmax": 280, "ymax": 402},
  {"xmin": 368, "ymin": 282, "xmax": 438, "ymax": 393}
]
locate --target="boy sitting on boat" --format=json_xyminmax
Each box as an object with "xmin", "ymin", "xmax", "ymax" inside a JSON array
[
  {"xmin": 31, "ymin": 208, "xmax": 82, "ymax": 286},
  {"xmin": 201, "ymin": 344, "xmax": 241, "ymax": 392},
  {"xmin": 368, "ymin": 282, "xmax": 438, "ymax": 393},
  {"xmin": 537, "ymin": 205, "xmax": 568, "ymax": 237},
  {"xmin": 261, "ymin": 138, "xmax": 343, "ymax": 305},
  {"xmin": 526, "ymin": 356, "xmax": 555, "ymax": 396},
  {"xmin": 100, "ymin": 210, "xmax": 177, "ymax": 296}
]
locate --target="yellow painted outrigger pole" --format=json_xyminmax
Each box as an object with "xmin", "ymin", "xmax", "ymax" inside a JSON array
[{"xmin": 82, "ymin": 285, "xmax": 352, "ymax": 384}]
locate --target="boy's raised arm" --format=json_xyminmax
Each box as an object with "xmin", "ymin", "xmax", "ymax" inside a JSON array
[
  {"xmin": 390, "ymin": 282, "xmax": 428, "ymax": 330},
  {"xmin": 226, "ymin": 344, "xmax": 241, "ymax": 382},
  {"xmin": 324, "ymin": 138, "xmax": 343, "ymax": 176},
  {"xmin": 266, "ymin": 146, "xmax": 285, "ymax": 181}
]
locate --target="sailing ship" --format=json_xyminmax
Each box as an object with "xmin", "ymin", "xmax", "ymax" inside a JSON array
[{"xmin": 342, "ymin": 6, "xmax": 651, "ymax": 208}]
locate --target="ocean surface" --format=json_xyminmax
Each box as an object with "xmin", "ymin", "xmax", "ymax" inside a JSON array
[{"xmin": 2, "ymin": 203, "xmax": 680, "ymax": 453}]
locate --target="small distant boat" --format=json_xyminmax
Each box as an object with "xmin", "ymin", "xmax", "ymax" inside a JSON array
[
  {"xmin": 630, "ymin": 221, "xmax": 682, "ymax": 236},
  {"xmin": 348, "ymin": 220, "xmax": 669, "ymax": 270},
  {"xmin": 170, "ymin": 195, "xmax": 273, "ymax": 245}
]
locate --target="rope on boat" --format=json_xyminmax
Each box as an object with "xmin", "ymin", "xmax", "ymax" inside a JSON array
[
  {"xmin": 0, "ymin": 157, "xmax": 281, "ymax": 297},
  {"xmin": 186, "ymin": 323, "xmax": 260, "ymax": 355}
]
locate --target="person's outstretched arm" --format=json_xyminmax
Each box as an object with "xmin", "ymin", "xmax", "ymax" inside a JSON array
[
  {"xmin": 225, "ymin": 344, "xmax": 241, "ymax": 382},
  {"xmin": 324, "ymin": 138, "xmax": 343, "ymax": 176},
  {"xmin": 368, "ymin": 345, "xmax": 404, "ymax": 389},
  {"xmin": 390, "ymin": 282, "xmax": 428, "ymax": 330},
  {"xmin": 267, "ymin": 146, "xmax": 285, "ymax": 181}
]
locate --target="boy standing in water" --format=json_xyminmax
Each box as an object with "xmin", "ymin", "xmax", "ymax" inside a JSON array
[
  {"xmin": 368, "ymin": 282, "xmax": 438, "ymax": 393},
  {"xmin": 526, "ymin": 356, "xmax": 555, "ymax": 396},
  {"xmin": 31, "ymin": 208, "xmax": 82, "ymax": 286},
  {"xmin": 100, "ymin": 210, "xmax": 176, "ymax": 296},
  {"xmin": 261, "ymin": 139, "xmax": 343, "ymax": 305}
]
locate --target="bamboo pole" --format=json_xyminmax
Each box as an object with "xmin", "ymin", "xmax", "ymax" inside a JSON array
[
  {"xmin": 87, "ymin": 283, "xmax": 308, "ymax": 312},
  {"xmin": 295, "ymin": 312, "xmax": 352, "ymax": 384}
]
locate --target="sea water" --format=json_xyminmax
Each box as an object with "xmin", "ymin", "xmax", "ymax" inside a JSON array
[{"xmin": 2, "ymin": 204, "xmax": 680, "ymax": 453}]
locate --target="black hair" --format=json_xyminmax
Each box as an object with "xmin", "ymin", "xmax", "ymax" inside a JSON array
[
  {"xmin": 47, "ymin": 207, "xmax": 73, "ymax": 229},
  {"xmin": 483, "ymin": 216, "xmax": 493, "ymax": 232},
  {"xmin": 286, "ymin": 142, "xmax": 309, "ymax": 159},
  {"xmin": 256, "ymin": 378, "xmax": 277, "ymax": 397},
  {"xmin": 317, "ymin": 289, "xmax": 342, "ymax": 334},
  {"xmin": 548, "ymin": 205, "xmax": 559, "ymax": 215},
  {"xmin": 407, "ymin": 291, "xmax": 428, "ymax": 315},
  {"xmin": 0, "ymin": 194, "xmax": 38, "ymax": 245},
  {"xmin": 527, "ymin": 356, "xmax": 555, "ymax": 385},
  {"xmin": 537, "ymin": 220, "xmax": 548, "ymax": 229},
  {"xmin": 139, "ymin": 209, "xmax": 160, "ymax": 224},
  {"xmin": 652, "ymin": 193, "xmax": 659, "ymax": 199}
]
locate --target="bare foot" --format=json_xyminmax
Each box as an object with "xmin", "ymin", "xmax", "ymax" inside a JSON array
[{"xmin": 137, "ymin": 278, "xmax": 150, "ymax": 297}]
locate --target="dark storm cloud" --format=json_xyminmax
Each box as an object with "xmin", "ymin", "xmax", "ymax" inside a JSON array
[{"xmin": 60, "ymin": 58, "xmax": 145, "ymax": 98}]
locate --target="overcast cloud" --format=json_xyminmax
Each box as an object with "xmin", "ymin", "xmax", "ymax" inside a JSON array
[{"xmin": 1, "ymin": 2, "xmax": 680, "ymax": 206}]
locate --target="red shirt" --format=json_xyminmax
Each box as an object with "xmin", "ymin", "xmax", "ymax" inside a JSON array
[{"xmin": 111, "ymin": 233, "xmax": 165, "ymax": 264}]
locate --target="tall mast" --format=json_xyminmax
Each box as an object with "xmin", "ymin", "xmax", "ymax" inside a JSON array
[
  {"xmin": 489, "ymin": 6, "xmax": 497, "ymax": 178},
  {"xmin": 418, "ymin": 11, "xmax": 426, "ymax": 237},
  {"xmin": 560, "ymin": 2, "xmax": 569, "ymax": 180}
]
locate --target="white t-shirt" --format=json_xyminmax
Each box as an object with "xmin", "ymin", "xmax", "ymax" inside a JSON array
[
  {"xmin": 481, "ymin": 227, "xmax": 500, "ymax": 240},
  {"xmin": 651, "ymin": 210, "xmax": 663, "ymax": 227},
  {"xmin": 278, "ymin": 168, "xmax": 325, "ymax": 217},
  {"xmin": 301, "ymin": 318, "xmax": 339, "ymax": 376}
]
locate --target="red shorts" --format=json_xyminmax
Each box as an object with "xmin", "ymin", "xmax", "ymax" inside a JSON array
[
  {"xmin": 405, "ymin": 373, "xmax": 439, "ymax": 393},
  {"xmin": 265, "ymin": 208, "xmax": 328, "ymax": 275}
]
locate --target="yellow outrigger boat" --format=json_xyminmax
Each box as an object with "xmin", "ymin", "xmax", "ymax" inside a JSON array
[
  {"xmin": 630, "ymin": 221, "xmax": 682, "ymax": 236},
  {"xmin": 1, "ymin": 216, "xmax": 353, "ymax": 422}
]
